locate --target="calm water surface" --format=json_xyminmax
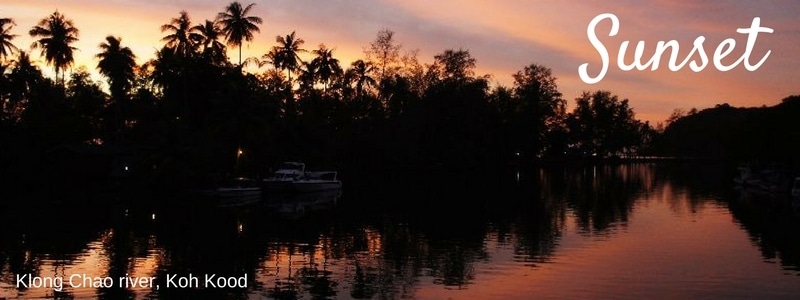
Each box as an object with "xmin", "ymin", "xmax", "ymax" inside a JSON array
[{"xmin": 1, "ymin": 162, "xmax": 799, "ymax": 299}]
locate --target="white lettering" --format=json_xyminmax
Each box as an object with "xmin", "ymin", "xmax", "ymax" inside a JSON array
[
  {"xmin": 204, "ymin": 274, "xmax": 247, "ymax": 288},
  {"xmin": 580, "ymin": 14, "xmax": 773, "ymax": 83},
  {"xmin": 578, "ymin": 13, "xmax": 619, "ymax": 84},
  {"xmin": 119, "ymin": 274, "xmax": 156, "ymax": 288},
  {"xmin": 166, "ymin": 273, "xmax": 198, "ymax": 288},
  {"xmin": 15, "ymin": 274, "xmax": 63, "ymax": 292},
  {"xmin": 713, "ymin": 38, "xmax": 738, "ymax": 71},
  {"xmin": 69, "ymin": 274, "xmax": 113, "ymax": 288},
  {"xmin": 737, "ymin": 17, "xmax": 773, "ymax": 70}
]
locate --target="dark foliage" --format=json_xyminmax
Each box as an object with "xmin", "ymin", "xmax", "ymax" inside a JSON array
[{"xmin": 654, "ymin": 96, "xmax": 800, "ymax": 169}]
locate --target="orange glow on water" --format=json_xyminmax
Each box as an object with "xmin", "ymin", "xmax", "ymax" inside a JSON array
[
  {"xmin": 13, "ymin": 229, "xmax": 161, "ymax": 299},
  {"xmin": 413, "ymin": 190, "xmax": 793, "ymax": 299}
]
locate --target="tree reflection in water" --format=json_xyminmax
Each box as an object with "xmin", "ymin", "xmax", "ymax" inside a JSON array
[{"xmin": 2, "ymin": 163, "xmax": 800, "ymax": 299}]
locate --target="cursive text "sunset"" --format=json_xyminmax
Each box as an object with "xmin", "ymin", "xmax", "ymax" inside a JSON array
[{"xmin": 578, "ymin": 13, "xmax": 773, "ymax": 84}]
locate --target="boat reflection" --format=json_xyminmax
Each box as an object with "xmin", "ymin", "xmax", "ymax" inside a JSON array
[{"xmin": 264, "ymin": 189, "xmax": 342, "ymax": 220}]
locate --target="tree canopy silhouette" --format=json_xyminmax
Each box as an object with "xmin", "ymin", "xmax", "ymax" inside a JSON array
[
  {"xmin": 28, "ymin": 11, "xmax": 79, "ymax": 86},
  {"xmin": 217, "ymin": 1, "xmax": 262, "ymax": 66},
  {"xmin": 96, "ymin": 36, "xmax": 136, "ymax": 101},
  {"xmin": 566, "ymin": 90, "xmax": 644, "ymax": 157},
  {"xmin": 160, "ymin": 11, "xmax": 201, "ymax": 58},
  {"xmin": 194, "ymin": 19, "xmax": 228, "ymax": 64},
  {"xmin": 0, "ymin": 17, "xmax": 18, "ymax": 61},
  {"xmin": 272, "ymin": 31, "xmax": 306, "ymax": 85}
]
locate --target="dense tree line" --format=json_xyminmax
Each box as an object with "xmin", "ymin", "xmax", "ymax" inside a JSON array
[
  {"xmin": 653, "ymin": 96, "xmax": 800, "ymax": 167},
  {"xmin": 6, "ymin": 3, "xmax": 791, "ymax": 193}
]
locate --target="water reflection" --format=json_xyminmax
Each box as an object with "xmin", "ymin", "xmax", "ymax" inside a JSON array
[
  {"xmin": 727, "ymin": 189, "xmax": 800, "ymax": 274},
  {"xmin": 1, "ymin": 163, "xmax": 800, "ymax": 299}
]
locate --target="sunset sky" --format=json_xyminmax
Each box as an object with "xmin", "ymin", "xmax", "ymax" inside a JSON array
[{"xmin": 4, "ymin": 0, "xmax": 799, "ymax": 123}]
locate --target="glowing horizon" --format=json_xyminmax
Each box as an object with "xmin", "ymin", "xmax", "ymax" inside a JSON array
[{"xmin": 3, "ymin": 0, "xmax": 799, "ymax": 124}]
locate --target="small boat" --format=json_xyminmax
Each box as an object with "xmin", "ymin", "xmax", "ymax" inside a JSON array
[
  {"xmin": 733, "ymin": 166, "xmax": 761, "ymax": 186},
  {"xmin": 263, "ymin": 162, "xmax": 342, "ymax": 193},
  {"xmin": 195, "ymin": 177, "xmax": 262, "ymax": 207},
  {"xmin": 733, "ymin": 165, "xmax": 796, "ymax": 196}
]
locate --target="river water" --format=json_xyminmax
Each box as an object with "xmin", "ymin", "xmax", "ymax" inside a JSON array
[{"xmin": 1, "ymin": 162, "xmax": 799, "ymax": 299}]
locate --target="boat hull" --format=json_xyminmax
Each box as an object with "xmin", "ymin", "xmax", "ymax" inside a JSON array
[
  {"xmin": 262, "ymin": 180, "xmax": 341, "ymax": 193},
  {"xmin": 190, "ymin": 187, "xmax": 262, "ymax": 207}
]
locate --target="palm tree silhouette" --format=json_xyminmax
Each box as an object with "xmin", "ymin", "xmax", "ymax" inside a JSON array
[
  {"xmin": 348, "ymin": 60, "xmax": 376, "ymax": 99},
  {"xmin": 28, "ymin": 11, "xmax": 79, "ymax": 86},
  {"xmin": 160, "ymin": 11, "xmax": 202, "ymax": 58},
  {"xmin": 255, "ymin": 48, "xmax": 278, "ymax": 69},
  {"xmin": 297, "ymin": 60, "xmax": 317, "ymax": 93},
  {"xmin": 310, "ymin": 44, "xmax": 342, "ymax": 93},
  {"xmin": 95, "ymin": 36, "xmax": 137, "ymax": 102},
  {"xmin": 217, "ymin": 1, "xmax": 262, "ymax": 66},
  {"xmin": 0, "ymin": 18, "xmax": 19, "ymax": 62},
  {"xmin": 193, "ymin": 19, "xmax": 227, "ymax": 63},
  {"xmin": 272, "ymin": 31, "xmax": 305, "ymax": 85},
  {"xmin": 96, "ymin": 35, "xmax": 136, "ymax": 138}
]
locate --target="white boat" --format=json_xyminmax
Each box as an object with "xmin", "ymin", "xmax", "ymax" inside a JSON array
[{"xmin": 263, "ymin": 162, "xmax": 342, "ymax": 193}]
